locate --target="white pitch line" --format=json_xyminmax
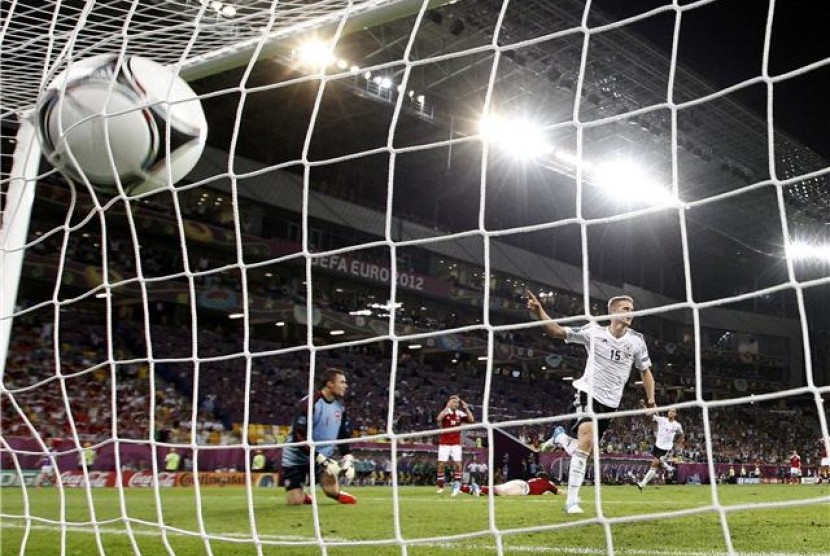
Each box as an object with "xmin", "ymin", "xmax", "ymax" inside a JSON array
[
  {"xmin": 0, "ymin": 522, "xmax": 345, "ymax": 543},
  {"xmin": 416, "ymin": 543, "xmax": 814, "ymax": 556},
  {"xmin": 0, "ymin": 523, "xmax": 816, "ymax": 556}
]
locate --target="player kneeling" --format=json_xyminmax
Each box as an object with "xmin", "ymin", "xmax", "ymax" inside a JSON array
[{"xmin": 281, "ymin": 368, "xmax": 358, "ymax": 505}]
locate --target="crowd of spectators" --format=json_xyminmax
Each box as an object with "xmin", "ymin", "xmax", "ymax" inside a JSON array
[
  {"xmin": 4, "ymin": 304, "xmax": 824, "ymax": 472},
  {"xmin": 6, "ymin": 180, "xmax": 825, "ymax": 473}
]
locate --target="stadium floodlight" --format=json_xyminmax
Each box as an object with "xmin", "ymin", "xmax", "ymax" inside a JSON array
[
  {"xmin": 228, "ymin": 312, "xmax": 244, "ymax": 319},
  {"xmin": 296, "ymin": 40, "xmax": 335, "ymax": 68},
  {"xmin": 787, "ymin": 240, "xmax": 830, "ymax": 262},
  {"xmin": 479, "ymin": 114, "xmax": 553, "ymax": 159},
  {"xmin": 330, "ymin": 329, "xmax": 345, "ymax": 336},
  {"xmin": 591, "ymin": 159, "xmax": 677, "ymax": 207},
  {"xmin": 275, "ymin": 321, "xmax": 285, "ymax": 327},
  {"xmin": 553, "ymin": 148, "xmax": 594, "ymax": 172},
  {"xmin": 407, "ymin": 344, "xmax": 422, "ymax": 350}
]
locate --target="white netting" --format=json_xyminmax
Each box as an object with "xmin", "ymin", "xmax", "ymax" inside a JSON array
[{"xmin": 2, "ymin": 0, "xmax": 830, "ymax": 555}]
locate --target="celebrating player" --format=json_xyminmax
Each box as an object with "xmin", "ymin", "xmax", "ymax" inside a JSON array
[
  {"xmin": 435, "ymin": 394, "xmax": 474, "ymax": 495},
  {"xmin": 789, "ymin": 450, "xmax": 802, "ymax": 484},
  {"xmin": 635, "ymin": 405, "xmax": 684, "ymax": 491},
  {"xmin": 281, "ymin": 368, "xmax": 357, "ymax": 505},
  {"xmin": 529, "ymin": 291, "xmax": 656, "ymax": 514},
  {"xmin": 460, "ymin": 472, "xmax": 559, "ymax": 497}
]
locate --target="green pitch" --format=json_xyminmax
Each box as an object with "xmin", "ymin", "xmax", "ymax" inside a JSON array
[{"xmin": 2, "ymin": 484, "xmax": 828, "ymax": 555}]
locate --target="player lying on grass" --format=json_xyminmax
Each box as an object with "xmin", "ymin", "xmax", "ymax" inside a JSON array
[
  {"xmin": 281, "ymin": 368, "xmax": 357, "ymax": 505},
  {"xmin": 459, "ymin": 472, "xmax": 559, "ymax": 497}
]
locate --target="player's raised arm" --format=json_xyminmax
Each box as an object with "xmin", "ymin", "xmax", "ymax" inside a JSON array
[
  {"xmin": 459, "ymin": 399, "xmax": 474, "ymax": 423},
  {"xmin": 526, "ymin": 289, "xmax": 567, "ymax": 339}
]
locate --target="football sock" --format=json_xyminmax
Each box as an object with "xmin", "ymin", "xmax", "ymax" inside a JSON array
[
  {"xmin": 557, "ymin": 434, "xmax": 578, "ymax": 456},
  {"xmin": 567, "ymin": 450, "xmax": 589, "ymax": 505}
]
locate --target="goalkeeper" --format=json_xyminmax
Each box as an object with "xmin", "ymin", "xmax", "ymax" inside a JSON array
[{"xmin": 281, "ymin": 368, "xmax": 357, "ymax": 505}]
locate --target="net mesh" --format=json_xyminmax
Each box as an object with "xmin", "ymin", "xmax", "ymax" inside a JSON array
[{"xmin": 2, "ymin": 0, "xmax": 830, "ymax": 555}]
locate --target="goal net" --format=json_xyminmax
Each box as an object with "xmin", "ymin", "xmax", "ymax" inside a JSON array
[{"xmin": 2, "ymin": 0, "xmax": 829, "ymax": 554}]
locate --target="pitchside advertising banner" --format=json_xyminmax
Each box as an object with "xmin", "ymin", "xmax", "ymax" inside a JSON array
[{"xmin": 0, "ymin": 470, "xmax": 280, "ymax": 488}]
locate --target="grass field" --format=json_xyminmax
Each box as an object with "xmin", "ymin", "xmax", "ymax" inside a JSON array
[{"xmin": 2, "ymin": 484, "xmax": 829, "ymax": 555}]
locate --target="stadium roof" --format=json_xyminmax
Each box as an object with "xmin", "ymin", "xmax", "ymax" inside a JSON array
[{"xmin": 2, "ymin": 0, "xmax": 829, "ymax": 303}]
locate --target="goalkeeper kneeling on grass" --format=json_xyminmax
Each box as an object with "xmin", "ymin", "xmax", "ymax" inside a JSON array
[{"xmin": 281, "ymin": 368, "xmax": 357, "ymax": 505}]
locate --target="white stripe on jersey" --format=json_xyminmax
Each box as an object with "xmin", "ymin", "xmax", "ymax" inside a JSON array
[
  {"xmin": 654, "ymin": 415, "xmax": 683, "ymax": 450},
  {"xmin": 566, "ymin": 322, "xmax": 651, "ymax": 408}
]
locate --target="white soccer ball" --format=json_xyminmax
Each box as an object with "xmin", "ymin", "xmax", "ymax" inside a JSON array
[{"xmin": 36, "ymin": 54, "xmax": 207, "ymax": 196}]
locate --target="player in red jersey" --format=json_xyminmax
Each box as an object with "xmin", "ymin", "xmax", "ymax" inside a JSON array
[
  {"xmin": 818, "ymin": 437, "xmax": 829, "ymax": 483},
  {"xmin": 789, "ymin": 450, "xmax": 802, "ymax": 484},
  {"xmin": 436, "ymin": 394, "xmax": 474, "ymax": 494},
  {"xmin": 459, "ymin": 472, "xmax": 559, "ymax": 497}
]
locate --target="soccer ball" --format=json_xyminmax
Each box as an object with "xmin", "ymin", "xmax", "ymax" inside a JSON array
[{"xmin": 36, "ymin": 54, "xmax": 207, "ymax": 196}]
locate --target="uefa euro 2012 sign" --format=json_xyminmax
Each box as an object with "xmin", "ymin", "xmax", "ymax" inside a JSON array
[{"xmin": 36, "ymin": 54, "xmax": 207, "ymax": 196}]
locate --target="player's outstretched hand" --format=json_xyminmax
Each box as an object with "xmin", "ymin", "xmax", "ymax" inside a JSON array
[
  {"xmin": 341, "ymin": 454, "xmax": 355, "ymax": 482},
  {"xmin": 525, "ymin": 289, "xmax": 545, "ymax": 320}
]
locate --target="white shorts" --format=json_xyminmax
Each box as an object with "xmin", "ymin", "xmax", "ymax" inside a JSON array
[
  {"xmin": 497, "ymin": 479, "xmax": 530, "ymax": 496},
  {"xmin": 790, "ymin": 467, "xmax": 801, "ymax": 477},
  {"xmin": 821, "ymin": 457, "xmax": 830, "ymax": 467},
  {"xmin": 437, "ymin": 444, "xmax": 462, "ymax": 462},
  {"xmin": 40, "ymin": 465, "xmax": 53, "ymax": 474}
]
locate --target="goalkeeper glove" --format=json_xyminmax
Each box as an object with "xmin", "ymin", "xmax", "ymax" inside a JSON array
[
  {"xmin": 341, "ymin": 454, "xmax": 355, "ymax": 481},
  {"xmin": 315, "ymin": 453, "xmax": 341, "ymax": 476}
]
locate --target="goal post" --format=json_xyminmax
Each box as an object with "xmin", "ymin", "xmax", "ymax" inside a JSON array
[{"xmin": 0, "ymin": 115, "xmax": 41, "ymax": 378}]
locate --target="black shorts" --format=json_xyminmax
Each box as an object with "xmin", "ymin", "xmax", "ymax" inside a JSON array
[
  {"xmin": 649, "ymin": 446, "xmax": 670, "ymax": 460},
  {"xmin": 570, "ymin": 390, "xmax": 616, "ymax": 440},
  {"xmin": 282, "ymin": 463, "xmax": 322, "ymax": 491}
]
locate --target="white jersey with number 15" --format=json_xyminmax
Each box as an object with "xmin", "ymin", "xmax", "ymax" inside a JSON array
[{"xmin": 566, "ymin": 322, "xmax": 651, "ymax": 409}]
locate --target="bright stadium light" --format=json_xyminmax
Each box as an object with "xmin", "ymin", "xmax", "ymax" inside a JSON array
[
  {"xmin": 553, "ymin": 148, "xmax": 594, "ymax": 172},
  {"xmin": 788, "ymin": 241, "xmax": 830, "ymax": 262},
  {"xmin": 297, "ymin": 40, "xmax": 335, "ymax": 68},
  {"xmin": 592, "ymin": 159, "xmax": 677, "ymax": 207},
  {"xmin": 479, "ymin": 114, "xmax": 553, "ymax": 159}
]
